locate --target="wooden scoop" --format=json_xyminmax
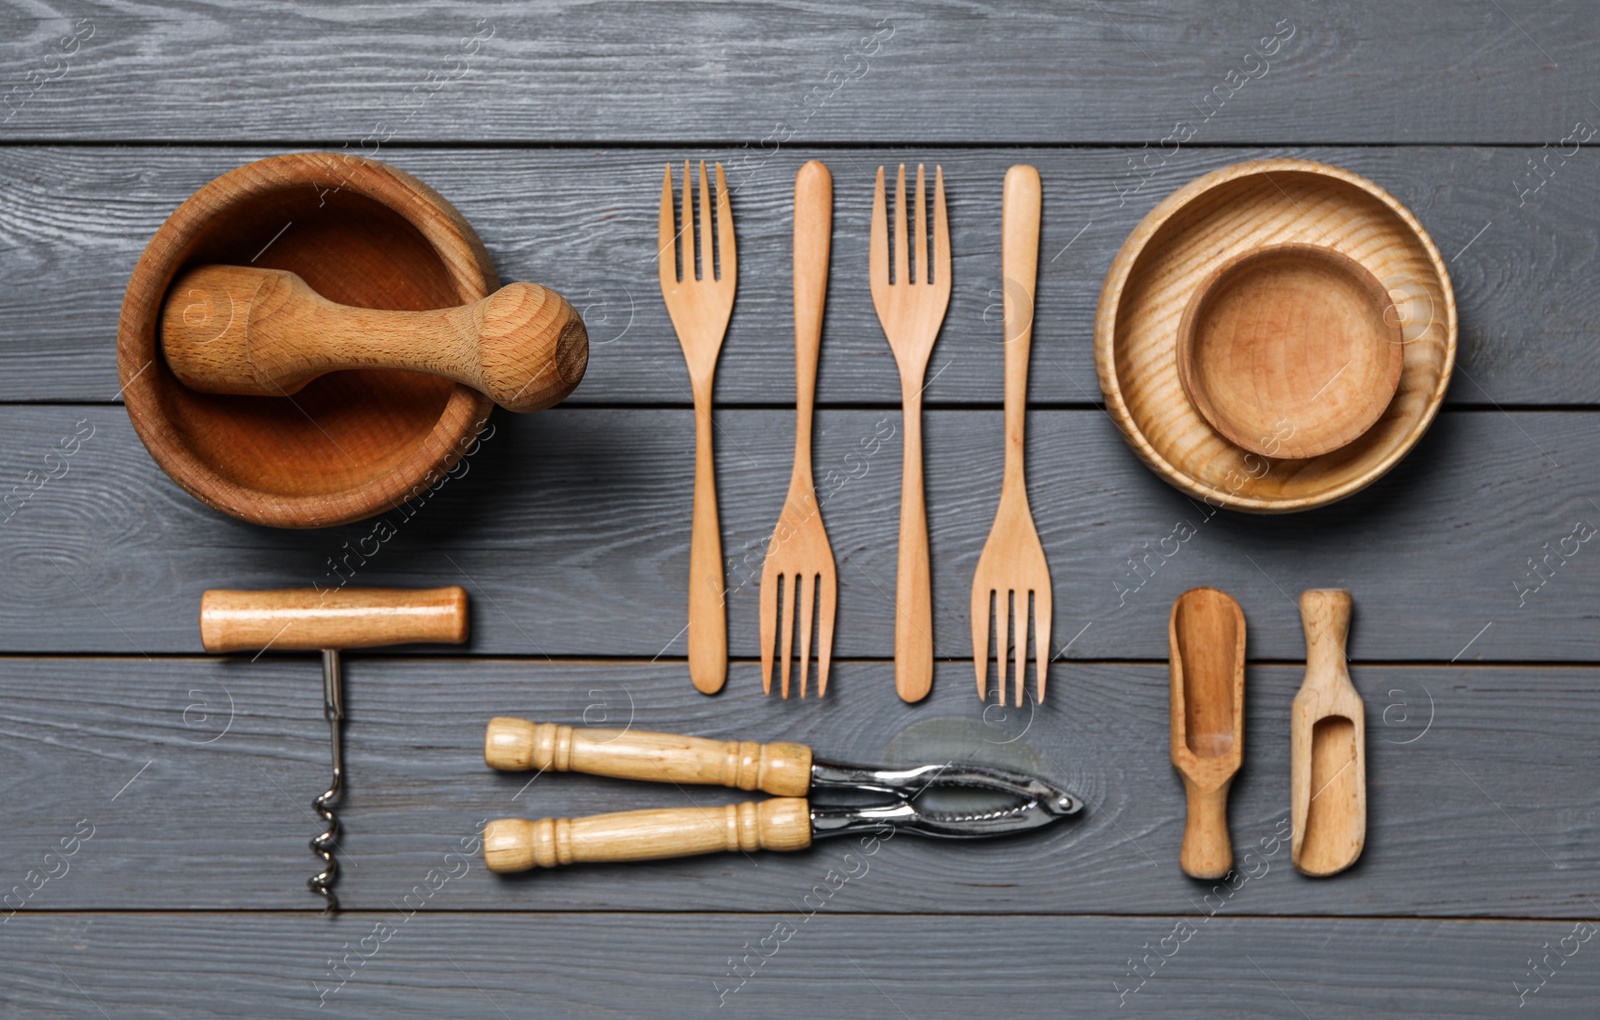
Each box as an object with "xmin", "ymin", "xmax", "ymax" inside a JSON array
[
  {"xmin": 1169, "ymin": 588, "xmax": 1246, "ymax": 879},
  {"xmin": 1291, "ymin": 588, "xmax": 1367, "ymax": 876},
  {"xmin": 161, "ymin": 264, "xmax": 588, "ymax": 413}
]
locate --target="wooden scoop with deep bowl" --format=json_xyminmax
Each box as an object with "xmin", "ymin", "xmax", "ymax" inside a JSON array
[
  {"xmin": 1291, "ymin": 588, "xmax": 1367, "ymax": 876},
  {"xmin": 1169, "ymin": 587, "xmax": 1246, "ymax": 879}
]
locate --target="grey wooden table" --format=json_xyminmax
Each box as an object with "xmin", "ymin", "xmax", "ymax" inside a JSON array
[{"xmin": 3, "ymin": 2, "xmax": 1599, "ymax": 1016}]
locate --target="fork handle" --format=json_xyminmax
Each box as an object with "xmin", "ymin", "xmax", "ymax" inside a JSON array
[
  {"xmin": 1000, "ymin": 166, "xmax": 1041, "ymax": 486},
  {"xmin": 792, "ymin": 160, "xmax": 832, "ymax": 472},
  {"xmin": 895, "ymin": 380, "xmax": 934, "ymax": 702},
  {"xmin": 688, "ymin": 373, "xmax": 727, "ymax": 694},
  {"xmin": 483, "ymin": 799, "xmax": 813, "ymax": 872},
  {"xmin": 484, "ymin": 718, "xmax": 814, "ymax": 796}
]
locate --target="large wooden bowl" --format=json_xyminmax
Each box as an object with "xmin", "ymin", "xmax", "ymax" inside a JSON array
[
  {"xmin": 119, "ymin": 152, "xmax": 496, "ymax": 528},
  {"xmin": 1095, "ymin": 159, "xmax": 1456, "ymax": 513}
]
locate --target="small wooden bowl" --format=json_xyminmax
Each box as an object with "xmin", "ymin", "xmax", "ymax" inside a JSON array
[
  {"xmin": 1176, "ymin": 244, "xmax": 1404, "ymax": 461},
  {"xmin": 119, "ymin": 152, "xmax": 497, "ymax": 528},
  {"xmin": 1095, "ymin": 160, "xmax": 1456, "ymax": 513}
]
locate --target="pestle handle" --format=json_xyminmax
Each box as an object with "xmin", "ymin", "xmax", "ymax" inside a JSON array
[
  {"xmin": 200, "ymin": 587, "xmax": 469, "ymax": 652},
  {"xmin": 161, "ymin": 265, "xmax": 588, "ymax": 413}
]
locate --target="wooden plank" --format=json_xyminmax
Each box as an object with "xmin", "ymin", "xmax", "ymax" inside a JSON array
[
  {"xmin": 0, "ymin": 656, "xmax": 1593, "ymax": 916},
  {"xmin": 0, "ymin": 1, "xmax": 1594, "ymax": 144},
  {"xmin": 4, "ymin": 911, "xmax": 1596, "ymax": 1016},
  {"xmin": 0, "ymin": 404, "xmax": 1596, "ymax": 662},
  {"xmin": 0, "ymin": 144, "xmax": 1594, "ymax": 406}
]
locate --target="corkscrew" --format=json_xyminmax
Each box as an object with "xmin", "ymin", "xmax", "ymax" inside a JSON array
[{"xmin": 200, "ymin": 586, "xmax": 470, "ymax": 913}]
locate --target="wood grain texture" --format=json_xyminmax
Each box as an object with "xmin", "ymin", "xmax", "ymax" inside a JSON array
[
  {"xmin": 200, "ymin": 586, "xmax": 469, "ymax": 651},
  {"xmin": 871, "ymin": 163, "xmax": 950, "ymax": 702},
  {"xmin": 1291, "ymin": 588, "xmax": 1368, "ymax": 877},
  {"xmin": 1176, "ymin": 245, "xmax": 1405, "ymax": 460},
  {"xmin": 1169, "ymin": 587, "xmax": 1245, "ymax": 879},
  {"xmin": 1, "ymin": 403, "xmax": 1598, "ymax": 663},
  {"xmin": 161, "ymin": 266, "xmax": 587, "ymax": 413},
  {"xmin": 659, "ymin": 160, "xmax": 736, "ymax": 694},
  {"xmin": 1, "ymin": 145, "xmax": 1597, "ymax": 408},
  {"xmin": 971, "ymin": 164, "xmax": 1051, "ymax": 706},
  {"xmin": 482, "ymin": 717, "xmax": 813, "ymax": 796},
  {"xmin": 116, "ymin": 149, "xmax": 500, "ymax": 528},
  {"xmin": 0, "ymin": 1, "xmax": 1594, "ymax": 144},
  {"xmin": 757, "ymin": 159, "xmax": 836, "ymax": 699},
  {"xmin": 4, "ymin": 912, "xmax": 1597, "ymax": 1017},
  {"xmin": 483, "ymin": 798, "xmax": 813, "ymax": 872},
  {"xmin": 4, "ymin": 2, "xmax": 1597, "ymax": 1013},
  {"xmin": 0, "ymin": 656, "xmax": 1594, "ymax": 916},
  {"xmin": 1098, "ymin": 159, "xmax": 1455, "ymax": 512}
]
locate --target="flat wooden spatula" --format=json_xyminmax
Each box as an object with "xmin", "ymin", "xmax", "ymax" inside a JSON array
[{"xmin": 161, "ymin": 264, "xmax": 588, "ymax": 413}]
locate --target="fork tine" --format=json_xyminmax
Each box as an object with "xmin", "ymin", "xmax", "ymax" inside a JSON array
[
  {"xmin": 714, "ymin": 162, "xmax": 735, "ymax": 283},
  {"xmin": 680, "ymin": 160, "xmax": 693, "ymax": 281},
  {"xmin": 659, "ymin": 164, "xmax": 677, "ymax": 289},
  {"xmin": 870, "ymin": 166, "xmax": 887, "ymax": 289},
  {"xmin": 893, "ymin": 164, "xmax": 908, "ymax": 285},
  {"xmin": 1033, "ymin": 586, "xmax": 1052, "ymax": 704},
  {"xmin": 779, "ymin": 572, "xmax": 796, "ymax": 699},
  {"xmin": 997, "ymin": 590, "xmax": 1012, "ymax": 706},
  {"xmin": 933, "ymin": 165, "xmax": 950, "ymax": 287},
  {"xmin": 1014, "ymin": 591, "xmax": 1029, "ymax": 708},
  {"xmin": 816, "ymin": 571, "xmax": 836, "ymax": 697},
  {"xmin": 697, "ymin": 160, "xmax": 712, "ymax": 282},
  {"xmin": 971, "ymin": 585, "xmax": 991, "ymax": 700},
  {"xmin": 796, "ymin": 572, "xmax": 815, "ymax": 699},
  {"xmin": 760, "ymin": 568, "xmax": 778, "ymax": 696},
  {"xmin": 914, "ymin": 164, "xmax": 928, "ymax": 287}
]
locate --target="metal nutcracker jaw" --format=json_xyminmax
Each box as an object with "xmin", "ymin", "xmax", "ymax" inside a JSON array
[{"xmin": 805, "ymin": 759, "xmax": 1084, "ymax": 839}]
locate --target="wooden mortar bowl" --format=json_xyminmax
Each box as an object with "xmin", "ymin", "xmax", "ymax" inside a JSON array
[
  {"xmin": 1176, "ymin": 244, "xmax": 1404, "ymax": 461},
  {"xmin": 1095, "ymin": 159, "xmax": 1456, "ymax": 513},
  {"xmin": 119, "ymin": 152, "xmax": 497, "ymax": 528}
]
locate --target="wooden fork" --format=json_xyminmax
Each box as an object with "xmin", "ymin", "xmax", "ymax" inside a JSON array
[
  {"xmin": 659, "ymin": 161, "xmax": 736, "ymax": 695},
  {"xmin": 971, "ymin": 165, "xmax": 1052, "ymax": 707},
  {"xmin": 871, "ymin": 164, "xmax": 951, "ymax": 704},
  {"xmin": 759, "ymin": 161, "xmax": 838, "ymax": 698}
]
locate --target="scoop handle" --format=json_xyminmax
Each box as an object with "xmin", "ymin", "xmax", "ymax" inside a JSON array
[
  {"xmin": 162, "ymin": 265, "xmax": 588, "ymax": 413},
  {"xmin": 200, "ymin": 587, "xmax": 469, "ymax": 651},
  {"xmin": 483, "ymin": 718, "xmax": 813, "ymax": 797},
  {"xmin": 1300, "ymin": 588, "xmax": 1353, "ymax": 686},
  {"xmin": 1179, "ymin": 778, "xmax": 1235, "ymax": 879},
  {"xmin": 482, "ymin": 799, "xmax": 813, "ymax": 872}
]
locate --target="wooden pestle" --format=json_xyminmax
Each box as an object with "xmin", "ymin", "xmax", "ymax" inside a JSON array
[{"xmin": 161, "ymin": 264, "xmax": 588, "ymax": 413}]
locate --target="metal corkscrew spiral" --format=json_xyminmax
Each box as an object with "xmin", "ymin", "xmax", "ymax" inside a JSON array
[{"xmin": 308, "ymin": 648, "xmax": 345, "ymax": 912}]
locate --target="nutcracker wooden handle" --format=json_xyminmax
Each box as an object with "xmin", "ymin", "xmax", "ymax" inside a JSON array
[
  {"xmin": 484, "ymin": 718, "xmax": 813, "ymax": 797},
  {"xmin": 482, "ymin": 799, "xmax": 813, "ymax": 872},
  {"xmin": 162, "ymin": 264, "xmax": 588, "ymax": 413},
  {"xmin": 200, "ymin": 586, "xmax": 469, "ymax": 651}
]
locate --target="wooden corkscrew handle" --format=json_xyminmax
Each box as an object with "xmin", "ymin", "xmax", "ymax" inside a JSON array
[
  {"xmin": 484, "ymin": 718, "xmax": 813, "ymax": 796},
  {"xmin": 482, "ymin": 799, "xmax": 813, "ymax": 873},
  {"xmin": 161, "ymin": 264, "xmax": 589, "ymax": 413},
  {"xmin": 200, "ymin": 587, "xmax": 469, "ymax": 651}
]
